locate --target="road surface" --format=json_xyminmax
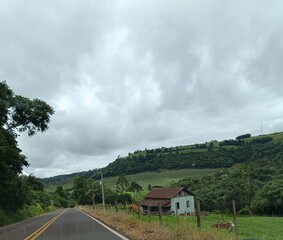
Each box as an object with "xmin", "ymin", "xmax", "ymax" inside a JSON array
[{"xmin": 0, "ymin": 208, "xmax": 129, "ymax": 240}]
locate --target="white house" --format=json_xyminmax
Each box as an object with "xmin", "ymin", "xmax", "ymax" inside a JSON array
[{"xmin": 140, "ymin": 187, "xmax": 195, "ymax": 215}]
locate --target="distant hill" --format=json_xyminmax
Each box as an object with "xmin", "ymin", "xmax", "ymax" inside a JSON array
[{"xmin": 42, "ymin": 131, "xmax": 283, "ymax": 186}]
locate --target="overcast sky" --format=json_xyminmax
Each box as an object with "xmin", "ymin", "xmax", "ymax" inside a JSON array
[{"xmin": 1, "ymin": 0, "xmax": 283, "ymax": 178}]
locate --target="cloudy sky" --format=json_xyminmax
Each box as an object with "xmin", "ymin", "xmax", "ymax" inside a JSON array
[{"xmin": 1, "ymin": 0, "xmax": 283, "ymax": 177}]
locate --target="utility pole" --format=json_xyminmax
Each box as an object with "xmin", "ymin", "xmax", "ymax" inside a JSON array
[
  {"xmin": 232, "ymin": 200, "xmax": 239, "ymax": 240},
  {"xmin": 92, "ymin": 181, "xmax": 95, "ymax": 209},
  {"xmin": 101, "ymin": 172, "xmax": 105, "ymax": 211},
  {"xmin": 196, "ymin": 200, "xmax": 201, "ymax": 228},
  {"xmin": 261, "ymin": 122, "xmax": 263, "ymax": 135}
]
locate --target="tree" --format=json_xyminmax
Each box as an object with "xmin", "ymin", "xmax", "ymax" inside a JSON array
[
  {"xmin": 0, "ymin": 81, "xmax": 54, "ymax": 211},
  {"xmin": 55, "ymin": 186, "xmax": 66, "ymax": 198},
  {"xmin": 253, "ymin": 177, "xmax": 283, "ymax": 215},
  {"xmin": 84, "ymin": 180, "xmax": 102, "ymax": 209},
  {"xmin": 52, "ymin": 186, "xmax": 69, "ymax": 208},
  {"xmin": 116, "ymin": 175, "xmax": 129, "ymax": 194},
  {"xmin": 236, "ymin": 134, "xmax": 251, "ymax": 140},
  {"xmin": 26, "ymin": 175, "xmax": 44, "ymax": 191},
  {"xmin": 73, "ymin": 175, "xmax": 91, "ymax": 205},
  {"xmin": 128, "ymin": 181, "xmax": 142, "ymax": 201},
  {"xmin": 128, "ymin": 181, "xmax": 142, "ymax": 193}
]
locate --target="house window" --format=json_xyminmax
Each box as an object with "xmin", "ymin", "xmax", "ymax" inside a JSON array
[
  {"xmin": 186, "ymin": 200, "xmax": 190, "ymax": 208},
  {"xmin": 176, "ymin": 202, "xmax": 180, "ymax": 209}
]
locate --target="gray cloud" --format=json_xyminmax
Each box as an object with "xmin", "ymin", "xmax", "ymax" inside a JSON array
[{"xmin": 1, "ymin": 0, "xmax": 283, "ymax": 177}]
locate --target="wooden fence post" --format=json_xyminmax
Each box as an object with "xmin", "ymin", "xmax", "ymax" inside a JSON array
[
  {"xmin": 196, "ymin": 200, "xmax": 201, "ymax": 228},
  {"xmin": 175, "ymin": 202, "xmax": 179, "ymax": 223},
  {"xmin": 126, "ymin": 202, "xmax": 128, "ymax": 214},
  {"xmin": 232, "ymin": 200, "xmax": 239, "ymax": 240},
  {"xmin": 148, "ymin": 206, "xmax": 151, "ymax": 223},
  {"xmin": 158, "ymin": 202, "xmax": 162, "ymax": 224},
  {"xmin": 115, "ymin": 201, "xmax": 118, "ymax": 213},
  {"xmin": 138, "ymin": 203, "xmax": 141, "ymax": 220}
]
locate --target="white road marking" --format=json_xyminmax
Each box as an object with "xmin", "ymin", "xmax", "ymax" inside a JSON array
[{"xmin": 77, "ymin": 209, "xmax": 130, "ymax": 240}]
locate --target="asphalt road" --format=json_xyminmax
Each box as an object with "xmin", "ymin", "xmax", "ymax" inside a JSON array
[{"xmin": 0, "ymin": 208, "xmax": 129, "ymax": 240}]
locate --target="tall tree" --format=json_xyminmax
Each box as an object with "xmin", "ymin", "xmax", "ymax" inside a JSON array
[
  {"xmin": 73, "ymin": 175, "xmax": 92, "ymax": 205},
  {"xmin": 128, "ymin": 181, "xmax": 142, "ymax": 193},
  {"xmin": 116, "ymin": 175, "xmax": 129, "ymax": 194},
  {"xmin": 0, "ymin": 81, "xmax": 54, "ymax": 210},
  {"xmin": 128, "ymin": 181, "xmax": 142, "ymax": 201}
]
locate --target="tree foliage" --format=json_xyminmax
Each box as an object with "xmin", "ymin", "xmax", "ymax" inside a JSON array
[
  {"xmin": 171, "ymin": 156, "xmax": 283, "ymax": 215},
  {"xmin": 253, "ymin": 173, "xmax": 283, "ymax": 214},
  {"xmin": 128, "ymin": 181, "xmax": 143, "ymax": 193},
  {"xmin": 0, "ymin": 81, "xmax": 54, "ymax": 211},
  {"xmin": 71, "ymin": 175, "xmax": 132, "ymax": 205},
  {"xmin": 73, "ymin": 175, "xmax": 90, "ymax": 205},
  {"xmin": 236, "ymin": 133, "xmax": 251, "ymax": 140},
  {"xmin": 116, "ymin": 175, "xmax": 129, "ymax": 194},
  {"xmin": 101, "ymin": 140, "xmax": 282, "ymax": 178}
]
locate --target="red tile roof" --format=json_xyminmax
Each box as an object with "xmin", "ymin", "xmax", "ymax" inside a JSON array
[
  {"xmin": 144, "ymin": 187, "xmax": 187, "ymax": 199},
  {"xmin": 139, "ymin": 199, "xmax": 170, "ymax": 207},
  {"xmin": 139, "ymin": 188, "xmax": 194, "ymax": 207}
]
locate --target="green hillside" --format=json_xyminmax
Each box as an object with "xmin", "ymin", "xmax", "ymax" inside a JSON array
[
  {"xmin": 93, "ymin": 131, "xmax": 283, "ymax": 178},
  {"xmin": 42, "ymin": 131, "xmax": 283, "ymax": 216},
  {"xmin": 45, "ymin": 168, "xmax": 220, "ymax": 192},
  {"xmin": 103, "ymin": 168, "xmax": 220, "ymax": 189},
  {"xmin": 43, "ymin": 131, "xmax": 283, "ymax": 190}
]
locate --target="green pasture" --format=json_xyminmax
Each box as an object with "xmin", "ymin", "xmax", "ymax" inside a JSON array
[
  {"xmin": 243, "ymin": 131, "xmax": 283, "ymax": 143},
  {"xmin": 101, "ymin": 204, "xmax": 283, "ymax": 240},
  {"xmin": 45, "ymin": 181, "xmax": 73, "ymax": 192},
  {"xmin": 269, "ymin": 131, "xmax": 283, "ymax": 142},
  {"xmin": 45, "ymin": 168, "xmax": 220, "ymax": 192},
  {"xmin": 102, "ymin": 168, "xmax": 220, "ymax": 190},
  {"xmin": 136, "ymin": 213, "xmax": 283, "ymax": 240}
]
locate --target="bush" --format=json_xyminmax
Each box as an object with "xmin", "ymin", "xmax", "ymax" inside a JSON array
[
  {"xmin": 0, "ymin": 209, "xmax": 8, "ymax": 226},
  {"xmin": 18, "ymin": 203, "xmax": 44, "ymax": 219},
  {"xmin": 44, "ymin": 205, "xmax": 56, "ymax": 212},
  {"xmin": 250, "ymin": 137, "xmax": 272, "ymax": 144},
  {"xmin": 236, "ymin": 134, "xmax": 251, "ymax": 140}
]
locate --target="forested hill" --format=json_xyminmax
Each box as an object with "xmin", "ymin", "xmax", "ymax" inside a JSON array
[{"xmin": 43, "ymin": 131, "xmax": 283, "ymax": 184}]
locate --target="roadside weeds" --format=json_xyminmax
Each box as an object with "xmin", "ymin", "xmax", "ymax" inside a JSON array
[{"xmin": 78, "ymin": 206, "xmax": 233, "ymax": 240}]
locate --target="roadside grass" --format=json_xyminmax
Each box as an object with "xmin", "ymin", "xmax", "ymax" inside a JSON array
[
  {"xmin": 99, "ymin": 204, "xmax": 283, "ymax": 240},
  {"xmin": 79, "ymin": 206, "xmax": 233, "ymax": 240},
  {"xmin": 0, "ymin": 204, "xmax": 56, "ymax": 226}
]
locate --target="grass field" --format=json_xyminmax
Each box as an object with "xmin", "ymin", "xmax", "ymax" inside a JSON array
[
  {"xmin": 103, "ymin": 168, "xmax": 220, "ymax": 190},
  {"xmin": 268, "ymin": 131, "xmax": 283, "ymax": 142},
  {"xmin": 135, "ymin": 213, "xmax": 283, "ymax": 240},
  {"xmin": 91, "ymin": 204, "xmax": 282, "ymax": 240},
  {"xmin": 45, "ymin": 181, "xmax": 74, "ymax": 192},
  {"xmin": 45, "ymin": 168, "xmax": 220, "ymax": 192}
]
